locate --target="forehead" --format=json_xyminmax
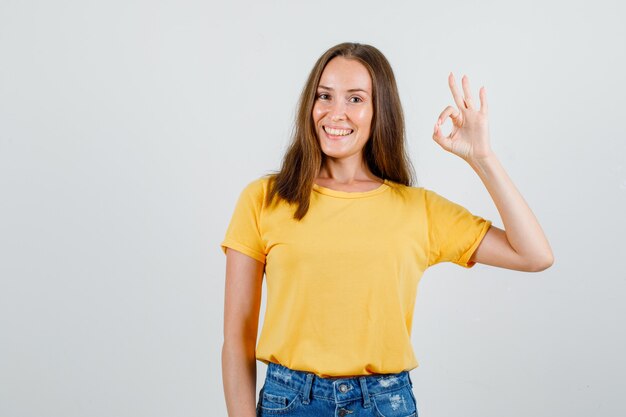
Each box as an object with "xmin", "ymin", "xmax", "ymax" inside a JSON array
[{"xmin": 318, "ymin": 57, "xmax": 372, "ymax": 91}]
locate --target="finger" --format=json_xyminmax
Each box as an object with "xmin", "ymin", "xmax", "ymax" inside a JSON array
[
  {"xmin": 461, "ymin": 75, "xmax": 474, "ymax": 110},
  {"xmin": 433, "ymin": 120, "xmax": 453, "ymax": 152},
  {"xmin": 433, "ymin": 105, "xmax": 459, "ymax": 151},
  {"xmin": 448, "ymin": 72, "xmax": 465, "ymax": 110},
  {"xmin": 479, "ymin": 86, "xmax": 488, "ymax": 114},
  {"xmin": 436, "ymin": 105, "xmax": 461, "ymax": 125}
]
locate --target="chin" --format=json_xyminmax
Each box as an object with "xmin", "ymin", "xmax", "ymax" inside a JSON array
[{"xmin": 320, "ymin": 148, "xmax": 359, "ymax": 160}]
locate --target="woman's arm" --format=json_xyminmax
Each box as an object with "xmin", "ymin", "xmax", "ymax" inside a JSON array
[
  {"xmin": 222, "ymin": 248, "xmax": 264, "ymax": 417},
  {"xmin": 467, "ymin": 153, "xmax": 553, "ymax": 271},
  {"xmin": 433, "ymin": 73, "xmax": 553, "ymax": 272}
]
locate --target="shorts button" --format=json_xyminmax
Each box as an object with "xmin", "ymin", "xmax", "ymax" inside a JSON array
[
  {"xmin": 338, "ymin": 408, "xmax": 352, "ymax": 416},
  {"xmin": 339, "ymin": 384, "xmax": 348, "ymax": 392}
]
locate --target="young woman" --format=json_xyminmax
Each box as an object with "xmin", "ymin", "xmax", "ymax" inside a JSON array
[{"xmin": 220, "ymin": 42, "xmax": 553, "ymax": 417}]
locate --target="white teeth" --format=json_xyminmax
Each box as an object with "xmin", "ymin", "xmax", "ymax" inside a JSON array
[{"xmin": 324, "ymin": 126, "xmax": 353, "ymax": 136}]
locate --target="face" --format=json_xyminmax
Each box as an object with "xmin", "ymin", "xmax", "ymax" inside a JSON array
[{"xmin": 312, "ymin": 57, "xmax": 374, "ymax": 161}]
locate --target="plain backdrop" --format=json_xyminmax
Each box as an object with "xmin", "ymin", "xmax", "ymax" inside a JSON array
[{"xmin": 1, "ymin": 1, "xmax": 625, "ymax": 416}]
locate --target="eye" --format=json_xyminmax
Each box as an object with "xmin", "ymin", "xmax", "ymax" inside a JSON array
[
  {"xmin": 317, "ymin": 93, "xmax": 330, "ymax": 100},
  {"xmin": 349, "ymin": 96, "xmax": 363, "ymax": 103}
]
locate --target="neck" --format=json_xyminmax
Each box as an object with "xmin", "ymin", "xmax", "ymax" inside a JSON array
[{"xmin": 318, "ymin": 155, "xmax": 379, "ymax": 184}]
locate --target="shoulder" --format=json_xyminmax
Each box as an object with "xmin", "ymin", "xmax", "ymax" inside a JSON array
[
  {"xmin": 384, "ymin": 179, "xmax": 430, "ymax": 200},
  {"xmin": 234, "ymin": 175, "xmax": 280, "ymax": 211},
  {"xmin": 239, "ymin": 174, "xmax": 274, "ymax": 196},
  {"xmin": 384, "ymin": 181, "xmax": 457, "ymax": 212}
]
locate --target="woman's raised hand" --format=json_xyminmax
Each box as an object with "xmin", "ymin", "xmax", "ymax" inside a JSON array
[{"xmin": 433, "ymin": 73, "xmax": 493, "ymax": 162}]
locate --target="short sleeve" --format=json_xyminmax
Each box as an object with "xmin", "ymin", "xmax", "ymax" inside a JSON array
[
  {"xmin": 425, "ymin": 189, "xmax": 492, "ymax": 268},
  {"xmin": 220, "ymin": 178, "xmax": 267, "ymax": 264}
]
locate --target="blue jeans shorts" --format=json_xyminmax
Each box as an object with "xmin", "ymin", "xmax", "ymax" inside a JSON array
[{"xmin": 256, "ymin": 362, "xmax": 418, "ymax": 417}]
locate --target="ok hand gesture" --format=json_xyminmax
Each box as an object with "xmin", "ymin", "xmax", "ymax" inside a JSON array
[{"xmin": 433, "ymin": 73, "xmax": 493, "ymax": 162}]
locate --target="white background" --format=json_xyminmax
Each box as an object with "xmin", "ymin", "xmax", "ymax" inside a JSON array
[{"xmin": 1, "ymin": 1, "xmax": 625, "ymax": 416}]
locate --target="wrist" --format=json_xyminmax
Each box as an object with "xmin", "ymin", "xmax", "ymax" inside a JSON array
[{"xmin": 467, "ymin": 151, "xmax": 499, "ymax": 173}]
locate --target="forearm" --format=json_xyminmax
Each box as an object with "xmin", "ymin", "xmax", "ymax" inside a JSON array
[
  {"xmin": 222, "ymin": 338, "xmax": 258, "ymax": 417},
  {"xmin": 468, "ymin": 151, "xmax": 553, "ymax": 266}
]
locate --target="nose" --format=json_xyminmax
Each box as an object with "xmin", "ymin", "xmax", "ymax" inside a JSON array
[{"xmin": 329, "ymin": 100, "xmax": 347, "ymax": 122}]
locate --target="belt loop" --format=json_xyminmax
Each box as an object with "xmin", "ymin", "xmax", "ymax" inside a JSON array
[
  {"xmin": 407, "ymin": 370, "xmax": 413, "ymax": 387},
  {"xmin": 358, "ymin": 376, "xmax": 370, "ymax": 408},
  {"xmin": 301, "ymin": 373, "xmax": 314, "ymax": 404}
]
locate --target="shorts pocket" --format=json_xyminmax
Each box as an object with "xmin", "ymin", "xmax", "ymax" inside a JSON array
[
  {"xmin": 371, "ymin": 385, "xmax": 417, "ymax": 417},
  {"xmin": 258, "ymin": 379, "xmax": 302, "ymax": 415}
]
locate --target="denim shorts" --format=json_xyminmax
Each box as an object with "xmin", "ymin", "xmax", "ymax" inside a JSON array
[{"xmin": 256, "ymin": 362, "xmax": 418, "ymax": 417}]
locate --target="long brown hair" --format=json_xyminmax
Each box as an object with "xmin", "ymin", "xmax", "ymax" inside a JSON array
[{"xmin": 265, "ymin": 42, "xmax": 416, "ymax": 220}]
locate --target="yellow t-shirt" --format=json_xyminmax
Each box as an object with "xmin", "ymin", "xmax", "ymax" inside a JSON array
[{"xmin": 220, "ymin": 176, "xmax": 492, "ymax": 378}]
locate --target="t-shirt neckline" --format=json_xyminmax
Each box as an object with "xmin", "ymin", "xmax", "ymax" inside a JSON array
[{"xmin": 312, "ymin": 179, "xmax": 391, "ymax": 199}]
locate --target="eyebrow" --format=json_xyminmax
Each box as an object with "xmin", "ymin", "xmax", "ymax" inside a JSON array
[{"xmin": 317, "ymin": 85, "xmax": 370, "ymax": 95}]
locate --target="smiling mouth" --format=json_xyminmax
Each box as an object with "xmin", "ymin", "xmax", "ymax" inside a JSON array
[{"xmin": 323, "ymin": 126, "xmax": 353, "ymax": 137}]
